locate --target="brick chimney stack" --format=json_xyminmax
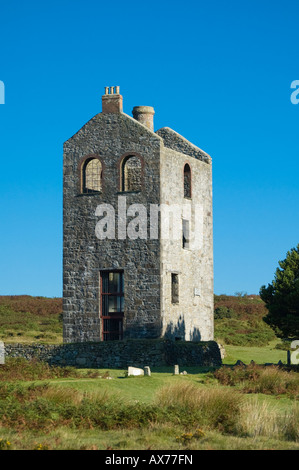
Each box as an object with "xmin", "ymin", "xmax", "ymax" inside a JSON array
[{"xmin": 102, "ymin": 86, "xmax": 123, "ymax": 113}]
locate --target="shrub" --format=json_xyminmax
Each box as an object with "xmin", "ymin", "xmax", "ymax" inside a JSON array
[
  {"xmin": 176, "ymin": 429, "xmax": 205, "ymax": 445},
  {"xmin": 213, "ymin": 294, "xmax": 277, "ymax": 346},
  {"xmin": 0, "ymin": 358, "xmax": 79, "ymax": 381},
  {"xmin": 0, "ymin": 381, "xmax": 159, "ymax": 431},
  {"xmin": 274, "ymin": 341, "xmax": 292, "ymax": 351},
  {"xmin": 243, "ymin": 367, "xmax": 299, "ymax": 397},
  {"xmin": 213, "ymin": 364, "xmax": 299, "ymax": 398},
  {"xmin": 214, "ymin": 307, "xmax": 236, "ymax": 320},
  {"xmin": 214, "ymin": 319, "xmax": 276, "ymax": 346},
  {"xmin": 213, "ymin": 365, "xmax": 260, "ymax": 386}
]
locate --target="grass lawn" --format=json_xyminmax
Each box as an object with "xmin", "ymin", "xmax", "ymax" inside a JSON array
[
  {"xmin": 46, "ymin": 367, "xmax": 214, "ymax": 403},
  {"xmin": 223, "ymin": 341, "xmax": 288, "ymax": 365}
]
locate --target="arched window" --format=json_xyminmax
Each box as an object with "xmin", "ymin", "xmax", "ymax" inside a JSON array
[
  {"xmin": 184, "ymin": 163, "xmax": 191, "ymax": 198},
  {"xmin": 121, "ymin": 155, "xmax": 142, "ymax": 192},
  {"xmin": 82, "ymin": 158, "xmax": 102, "ymax": 193}
]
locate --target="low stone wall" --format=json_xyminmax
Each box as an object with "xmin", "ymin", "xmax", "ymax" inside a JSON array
[{"xmin": 4, "ymin": 339, "xmax": 221, "ymax": 369}]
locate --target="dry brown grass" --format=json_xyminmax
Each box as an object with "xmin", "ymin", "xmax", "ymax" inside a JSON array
[
  {"xmin": 155, "ymin": 382, "xmax": 243, "ymax": 433},
  {"xmin": 238, "ymin": 397, "xmax": 299, "ymax": 441},
  {"xmin": 213, "ymin": 364, "xmax": 299, "ymax": 398}
]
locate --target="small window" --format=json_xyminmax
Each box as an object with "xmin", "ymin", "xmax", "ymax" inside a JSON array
[
  {"xmin": 101, "ymin": 271, "xmax": 124, "ymax": 341},
  {"xmin": 121, "ymin": 155, "xmax": 142, "ymax": 192},
  {"xmin": 171, "ymin": 273, "xmax": 179, "ymax": 304},
  {"xmin": 184, "ymin": 163, "xmax": 191, "ymax": 198},
  {"xmin": 83, "ymin": 158, "xmax": 102, "ymax": 193},
  {"xmin": 182, "ymin": 219, "xmax": 190, "ymax": 249}
]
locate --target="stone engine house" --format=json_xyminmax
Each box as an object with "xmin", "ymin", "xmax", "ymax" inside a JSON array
[{"xmin": 63, "ymin": 87, "xmax": 214, "ymax": 343}]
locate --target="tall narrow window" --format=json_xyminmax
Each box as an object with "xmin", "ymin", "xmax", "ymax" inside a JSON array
[
  {"xmin": 182, "ymin": 219, "xmax": 190, "ymax": 249},
  {"xmin": 171, "ymin": 273, "xmax": 179, "ymax": 304},
  {"xmin": 121, "ymin": 155, "xmax": 142, "ymax": 192},
  {"xmin": 83, "ymin": 158, "xmax": 102, "ymax": 193},
  {"xmin": 100, "ymin": 271, "xmax": 124, "ymax": 341},
  {"xmin": 184, "ymin": 163, "xmax": 191, "ymax": 198}
]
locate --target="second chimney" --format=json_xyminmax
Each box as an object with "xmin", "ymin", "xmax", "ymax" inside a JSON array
[
  {"xmin": 132, "ymin": 106, "xmax": 155, "ymax": 131},
  {"xmin": 102, "ymin": 86, "xmax": 123, "ymax": 114}
]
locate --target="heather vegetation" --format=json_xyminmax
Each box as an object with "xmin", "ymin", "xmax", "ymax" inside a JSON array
[
  {"xmin": 0, "ymin": 294, "xmax": 280, "ymax": 348},
  {"xmin": 0, "ymin": 358, "xmax": 79, "ymax": 381},
  {"xmin": 213, "ymin": 363, "xmax": 299, "ymax": 398},
  {"xmin": 0, "ymin": 296, "xmax": 62, "ymax": 343},
  {"xmin": 214, "ymin": 294, "xmax": 277, "ymax": 347}
]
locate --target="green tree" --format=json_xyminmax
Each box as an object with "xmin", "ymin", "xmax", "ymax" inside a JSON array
[{"xmin": 260, "ymin": 244, "xmax": 299, "ymax": 339}]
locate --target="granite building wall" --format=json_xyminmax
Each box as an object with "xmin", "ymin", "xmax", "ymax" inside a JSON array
[
  {"xmin": 157, "ymin": 129, "xmax": 214, "ymax": 341},
  {"xmin": 63, "ymin": 111, "xmax": 162, "ymax": 343},
  {"xmin": 63, "ymin": 88, "xmax": 214, "ymax": 344}
]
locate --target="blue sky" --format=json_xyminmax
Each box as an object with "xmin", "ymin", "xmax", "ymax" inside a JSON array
[{"xmin": 0, "ymin": 0, "xmax": 298, "ymax": 297}]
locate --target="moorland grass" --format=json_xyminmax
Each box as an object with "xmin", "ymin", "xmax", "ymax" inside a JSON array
[
  {"xmin": 0, "ymin": 294, "xmax": 298, "ymax": 450},
  {"xmin": 0, "ymin": 359, "xmax": 298, "ymax": 446},
  {"xmin": 0, "ymin": 376, "xmax": 298, "ymax": 450},
  {"xmin": 237, "ymin": 397, "xmax": 299, "ymax": 441},
  {"xmin": 0, "ymin": 302, "xmax": 62, "ymax": 344}
]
